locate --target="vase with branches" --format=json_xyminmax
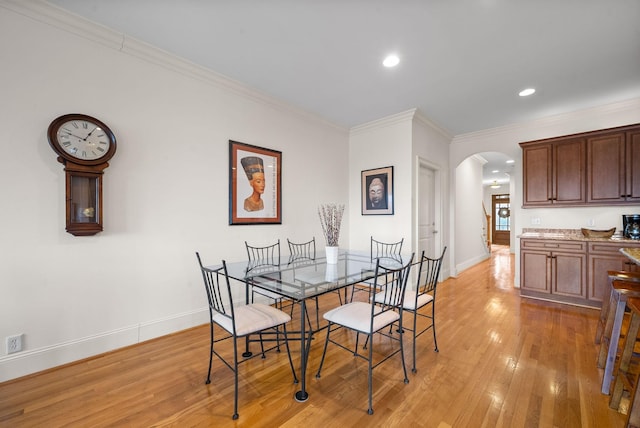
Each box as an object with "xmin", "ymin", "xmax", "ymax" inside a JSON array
[{"xmin": 318, "ymin": 203, "xmax": 345, "ymax": 263}]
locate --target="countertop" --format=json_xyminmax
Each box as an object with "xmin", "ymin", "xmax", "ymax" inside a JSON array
[
  {"xmin": 621, "ymin": 248, "xmax": 640, "ymax": 265},
  {"xmin": 518, "ymin": 228, "xmax": 640, "ymax": 243}
]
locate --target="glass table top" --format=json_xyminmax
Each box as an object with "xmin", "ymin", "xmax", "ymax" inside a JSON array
[{"xmin": 220, "ymin": 249, "xmax": 410, "ymax": 301}]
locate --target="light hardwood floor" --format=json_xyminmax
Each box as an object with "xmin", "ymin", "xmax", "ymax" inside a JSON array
[{"xmin": 0, "ymin": 247, "xmax": 627, "ymax": 427}]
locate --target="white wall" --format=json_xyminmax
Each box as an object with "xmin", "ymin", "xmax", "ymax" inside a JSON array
[
  {"xmin": 0, "ymin": 3, "xmax": 349, "ymax": 381},
  {"xmin": 455, "ymin": 156, "xmax": 491, "ymax": 273},
  {"xmin": 411, "ymin": 113, "xmax": 451, "ymax": 278},
  {"xmin": 348, "ymin": 111, "xmax": 414, "ymax": 251},
  {"xmin": 450, "ymin": 98, "xmax": 640, "ymax": 284}
]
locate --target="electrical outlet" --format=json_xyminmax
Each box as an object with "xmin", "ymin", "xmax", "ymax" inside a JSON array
[
  {"xmin": 6, "ymin": 334, "xmax": 23, "ymax": 354},
  {"xmin": 531, "ymin": 217, "xmax": 541, "ymax": 225},
  {"xmin": 587, "ymin": 219, "xmax": 595, "ymax": 227}
]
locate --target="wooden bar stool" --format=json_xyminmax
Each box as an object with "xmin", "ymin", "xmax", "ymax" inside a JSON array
[
  {"xmin": 609, "ymin": 297, "xmax": 640, "ymax": 426},
  {"xmin": 596, "ymin": 270, "xmax": 640, "ymax": 346},
  {"xmin": 598, "ymin": 278, "xmax": 640, "ymax": 395}
]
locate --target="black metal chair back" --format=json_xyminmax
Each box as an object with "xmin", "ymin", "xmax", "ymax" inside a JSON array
[
  {"xmin": 415, "ymin": 246, "xmax": 447, "ymax": 300},
  {"xmin": 369, "ymin": 254, "xmax": 414, "ymax": 327},
  {"xmin": 287, "ymin": 237, "xmax": 316, "ymax": 263},
  {"xmin": 196, "ymin": 252, "xmax": 235, "ymax": 332},
  {"xmin": 245, "ymin": 239, "xmax": 281, "ymax": 268},
  {"xmin": 371, "ymin": 236, "xmax": 404, "ymax": 261}
]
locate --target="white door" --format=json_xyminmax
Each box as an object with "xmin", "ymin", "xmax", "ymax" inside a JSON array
[{"xmin": 418, "ymin": 162, "xmax": 438, "ymax": 259}]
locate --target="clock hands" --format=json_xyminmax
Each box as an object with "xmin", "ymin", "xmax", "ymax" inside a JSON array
[
  {"xmin": 62, "ymin": 127, "xmax": 99, "ymax": 144},
  {"xmin": 84, "ymin": 126, "xmax": 98, "ymax": 140}
]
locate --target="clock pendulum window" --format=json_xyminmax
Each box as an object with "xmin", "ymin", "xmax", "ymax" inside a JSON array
[{"xmin": 47, "ymin": 114, "xmax": 117, "ymax": 236}]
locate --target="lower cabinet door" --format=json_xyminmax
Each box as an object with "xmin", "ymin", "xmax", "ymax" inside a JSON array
[
  {"xmin": 521, "ymin": 250, "xmax": 551, "ymax": 293},
  {"xmin": 552, "ymin": 251, "xmax": 587, "ymax": 299}
]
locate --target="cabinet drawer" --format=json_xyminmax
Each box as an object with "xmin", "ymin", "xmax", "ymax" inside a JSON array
[
  {"xmin": 521, "ymin": 239, "xmax": 586, "ymax": 252},
  {"xmin": 588, "ymin": 241, "xmax": 640, "ymax": 255}
]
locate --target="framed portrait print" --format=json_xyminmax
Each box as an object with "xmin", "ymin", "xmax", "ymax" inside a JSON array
[
  {"xmin": 229, "ymin": 140, "xmax": 282, "ymax": 225},
  {"xmin": 361, "ymin": 166, "xmax": 394, "ymax": 215}
]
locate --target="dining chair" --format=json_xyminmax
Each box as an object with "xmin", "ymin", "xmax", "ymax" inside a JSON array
[
  {"xmin": 195, "ymin": 252, "xmax": 297, "ymax": 420},
  {"xmin": 350, "ymin": 236, "xmax": 404, "ymax": 302},
  {"xmin": 245, "ymin": 240, "xmax": 287, "ymax": 351},
  {"xmin": 245, "ymin": 239, "xmax": 286, "ymax": 308},
  {"xmin": 287, "ymin": 237, "xmax": 316, "ymax": 263},
  {"xmin": 315, "ymin": 253, "xmax": 414, "ymax": 415},
  {"xmin": 287, "ymin": 237, "xmax": 321, "ymax": 328},
  {"xmin": 396, "ymin": 246, "xmax": 447, "ymax": 373}
]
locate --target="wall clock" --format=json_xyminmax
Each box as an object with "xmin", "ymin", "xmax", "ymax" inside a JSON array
[{"xmin": 47, "ymin": 114, "xmax": 117, "ymax": 236}]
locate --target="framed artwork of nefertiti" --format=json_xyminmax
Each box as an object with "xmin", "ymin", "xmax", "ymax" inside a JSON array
[{"xmin": 229, "ymin": 140, "xmax": 282, "ymax": 225}]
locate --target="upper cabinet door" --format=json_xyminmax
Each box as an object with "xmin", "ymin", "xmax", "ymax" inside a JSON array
[
  {"xmin": 522, "ymin": 143, "xmax": 552, "ymax": 206},
  {"xmin": 587, "ymin": 132, "xmax": 625, "ymax": 204},
  {"xmin": 627, "ymin": 129, "xmax": 640, "ymax": 202},
  {"xmin": 521, "ymin": 139, "xmax": 585, "ymax": 207},
  {"xmin": 553, "ymin": 138, "xmax": 586, "ymax": 205}
]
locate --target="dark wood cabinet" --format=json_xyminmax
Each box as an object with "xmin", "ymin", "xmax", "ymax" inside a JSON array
[
  {"xmin": 587, "ymin": 128, "xmax": 640, "ymax": 204},
  {"xmin": 522, "ymin": 138, "xmax": 585, "ymax": 207},
  {"xmin": 521, "ymin": 123, "xmax": 640, "ymax": 207},
  {"xmin": 520, "ymin": 239, "xmax": 587, "ymax": 304},
  {"xmin": 587, "ymin": 132, "xmax": 625, "ymax": 203},
  {"xmin": 521, "ymin": 238, "xmax": 640, "ymax": 308},
  {"xmin": 626, "ymin": 129, "xmax": 640, "ymax": 202}
]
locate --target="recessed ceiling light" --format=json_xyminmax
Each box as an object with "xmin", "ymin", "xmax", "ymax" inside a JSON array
[
  {"xmin": 383, "ymin": 55, "xmax": 400, "ymax": 67},
  {"xmin": 519, "ymin": 88, "xmax": 536, "ymax": 97},
  {"xmin": 492, "ymin": 169, "xmax": 499, "ymax": 173},
  {"xmin": 506, "ymin": 159, "xmax": 515, "ymax": 164}
]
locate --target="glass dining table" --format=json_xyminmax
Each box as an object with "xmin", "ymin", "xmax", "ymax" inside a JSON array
[{"xmin": 219, "ymin": 249, "xmax": 410, "ymax": 402}]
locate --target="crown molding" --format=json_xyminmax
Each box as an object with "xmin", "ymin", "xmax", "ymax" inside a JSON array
[
  {"xmin": 350, "ymin": 108, "xmax": 418, "ymax": 136},
  {"xmin": 0, "ymin": 0, "xmax": 348, "ymax": 133},
  {"xmin": 452, "ymin": 97, "xmax": 640, "ymax": 145},
  {"xmin": 1, "ymin": 0, "xmax": 124, "ymax": 49},
  {"xmin": 413, "ymin": 109, "xmax": 452, "ymax": 140}
]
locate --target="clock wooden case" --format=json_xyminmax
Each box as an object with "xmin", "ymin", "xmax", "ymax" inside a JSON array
[{"xmin": 47, "ymin": 114, "xmax": 117, "ymax": 236}]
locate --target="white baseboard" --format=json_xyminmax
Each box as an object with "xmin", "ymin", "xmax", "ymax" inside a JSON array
[
  {"xmin": 0, "ymin": 308, "xmax": 209, "ymax": 383},
  {"xmin": 455, "ymin": 253, "xmax": 491, "ymax": 274}
]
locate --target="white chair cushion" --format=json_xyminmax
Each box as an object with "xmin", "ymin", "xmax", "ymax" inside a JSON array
[
  {"xmin": 213, "ymin": 303, "xmax": 291, "ymax": 337},
  {"xmin": 399, "ymin": 290, "xmax": 433, "ymax": 310},
  {"xmin": 323, "ymin": 301, "xmax": 399, "ymax": 334}
]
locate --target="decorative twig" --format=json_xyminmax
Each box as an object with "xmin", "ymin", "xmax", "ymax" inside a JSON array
[{"xmin": 318, "ymin": 203, "xmax": 345, "ymax": 246}]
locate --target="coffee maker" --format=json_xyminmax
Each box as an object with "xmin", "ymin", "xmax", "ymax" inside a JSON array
[{"xmin": 623, "ymin": 214, "xmax": 640, "ymax": 240}]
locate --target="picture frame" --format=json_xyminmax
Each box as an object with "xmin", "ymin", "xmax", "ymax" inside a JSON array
[
  {"xmin": 361, "ymin": 166, "xmax": 394, "ymax": 215},
  {"xmin": 229, "ymin": 140, "xmax": 282, "ymax": 225}
]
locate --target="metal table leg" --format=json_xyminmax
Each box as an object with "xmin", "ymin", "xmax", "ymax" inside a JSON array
[{"xmin": 295, "ymin": 299, "xmax": 309, "ymax": 402}]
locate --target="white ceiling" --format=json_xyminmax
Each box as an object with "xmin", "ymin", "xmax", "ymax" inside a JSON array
[{"xmin": 46, "ymin": 0, "xmax": 640, "ymax": 137}]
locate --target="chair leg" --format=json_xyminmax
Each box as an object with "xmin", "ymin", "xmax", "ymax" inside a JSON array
[
  {"xmin": 399, "ymin": 320, "xmax": 409, "ymax": 385},
  {"xmin": 232, "ymin": 336, "xmax": 239, "ymax": 420},
  {"xmin": 282, "ymin": 324, "xmax": 299, "ymax": 384},
  {"xmin": 367, "ymin": 333, "xmax": 374, "ymax": 415},
  {"xmin": 432, "ymin": 305, "xmax": 439, "ymax": 352},
  {"xmin": 259, "ymin": 332, "xmax": 266, "ymax": 358},
  {"xmin": 206, "ymin": 321, "xmax": 214, "ymax": 383},
  {"xmin": 315, "ymin": 322, "xmax": 332, "ymax": 378},
  {"xmin": 412, "ymin": 310, "xmax": 418, "ymax": 373}
]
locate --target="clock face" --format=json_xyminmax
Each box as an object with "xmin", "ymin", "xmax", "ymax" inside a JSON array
[{"xmin": 48, "ymin": 114, "xmax": 116, "ymax": 165}]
